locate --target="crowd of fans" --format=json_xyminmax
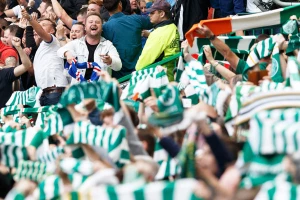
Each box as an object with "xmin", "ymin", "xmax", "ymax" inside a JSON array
[{"xmin": 0, "ymin": 0, "xmax": 299, "ymax": 199}]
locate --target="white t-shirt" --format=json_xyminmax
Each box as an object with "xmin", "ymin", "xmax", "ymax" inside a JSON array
[
  {"xmin": 12, "ymin": 5, "xmax": 24, "ymax": 18},
  {"xmin": 33, "ymin": 35, "xmax": 68, "ymax": 89},
  {"xmin": 246, "ymin": 0, "xmax": 262, "ymax": 13}
]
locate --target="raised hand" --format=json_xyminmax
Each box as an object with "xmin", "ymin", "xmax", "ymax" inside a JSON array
[
  {"xmin": 18, "ymin": 18, "xmax": 28, "ymax": 29},
  {"xmin": 11, "ymin": 37, "xmax": 21, "ymax": 48},
  {"xmin": 195, "ymin": 25, "xmax": 214, "ymax": 38}
]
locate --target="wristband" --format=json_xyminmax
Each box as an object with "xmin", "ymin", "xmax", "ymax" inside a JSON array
[
  {"xmin": 58, "ymin": 37, "xmax": 66, "ymax": 41},
  {"xmin": 208, "ymin": 35, "xmax": 216, "ymax": 41},
  {"xmin": 212, "ymin": 62, "xmax": 219, "ymax": 68}
]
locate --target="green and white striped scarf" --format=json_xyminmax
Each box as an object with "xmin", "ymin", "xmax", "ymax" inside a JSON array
[
  {"xmin": 1, "ymin": 105, "xmax": 21, "ymax": 116},
  {"xmin": 38, "ymin": 174, "xmax": 88, "ymax": 200},
  {"xmin": 5, "ymin": 189, "xmax": 25, "ymax": 200},
  {"xmin": 6, "ymin": 87, "xmax": 42, "ymax": 107},
  {"xmin": 21, "ymin": 106, "xmax": 51, "ymax": 115},
  {"xmin": 189, "ymin": 36, "xmax": 256, "ymax": 55},
  {"xmin": 66, "ymin": 121, "xmax": 130, "ymax": 168},
  {"xmin": 64, "ymin": 178, "xmax": 203, "ymax": 200},
  {"xmin": 255, "ymin": 179, "xmax": 300, "ymax": 200},
  {"xmin": 239, "ymin": 154, "xmax": 285, "ymax": 189},
  {"xmin": 0, "ymin": 127, "xmax": 40, "ymax": 147},
  {"xmin": 38, "ymin": 146, "xmax": 65, "ymax": 164},
  {"xmin": 201, "ymin": 82, "xmax": 232, "ymax": 116},
  {"xmin": 225, "ymin": 81, "xmax": 286, "ymax": 122},
  {"xmin": 0, "ymin": 145, "xmax": 29, "ymax": 168},
  {"xmin": 184, "ymin": 60, "xmax": 208, "ymax": 97},
  {"xmin": 121, "ymin": 67, "xmax": 169, "ymax": 101},
  {"xmin": 247, "ymin": 37, "xmax": 275, "ymax": 68},
  {"xmin": 248, "ymin": 108, "xmax": 300, "ymax": 155},
  {"xmin": 178, "ymin": 126, "xmax": 198, "ymax": 179},
  {"xmin": 235, "ymin": 89, "xmax": 300, "ymax": 125},
  {"xmin": 60, "ymin": 158, "xmax": 94, "ymax": 176},
  {"xmin": 101, "ymin": 82, "xmax": 121, "ymax": 112},
  {"xmin": 198, "ymin": 46, "xmax": 250, "ymax": 67},
  {"xmin": 157, "ymin": 85, "xmax": 184, "ymax": 114},
  {"xmin": 14, "ymin": 160, "xmax": 52, "ymax": 182},
  {"xmin": 43, "ymin": 112, "xmax": 64, "ymax": 137},
  {"xmin": 270, "ymin": 43, "xmax": 284, "ymax": 83},
  {"xmin": 132, "ymin": 69, "xmax": 169, "ymax": 102},
  {"xmin": 59, "ymin": 81, "xmax": 104, "ymax": 107},
  {"xmin": 153, "ymin": 140, "xmax": 181, "ymax": 180},
  {"xmin": 285, "ymin": 57, "xmax": 300, "ymax": 89}
]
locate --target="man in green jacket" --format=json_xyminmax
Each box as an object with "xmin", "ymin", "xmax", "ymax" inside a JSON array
[{"xmin": 135, "ymin": 0, "xmax": 180, "ymax": 81}]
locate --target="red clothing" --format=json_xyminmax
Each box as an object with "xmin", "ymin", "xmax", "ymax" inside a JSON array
[{"xmin": 0, "ymin": 41, "xmax": 18, "ymax": 66}]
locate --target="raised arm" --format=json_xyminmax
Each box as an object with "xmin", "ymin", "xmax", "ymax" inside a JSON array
[
  {"xmin": 51, "ymin": 0, "xmax": 74, "ymax": 29},
  {"xmin": 12, "ymin": 37, "xmax": 32, "ymax": 77},
  {"xmin": 22, "ymin": 10, "xmax": 52, "ymax": 43},
  {"xmin": 203, "ymin": 45, "xmax": 236, "ymax": 81},
  {"xmin": 196, "ymin": 25, "xmax": 240, "ymax": 70}
]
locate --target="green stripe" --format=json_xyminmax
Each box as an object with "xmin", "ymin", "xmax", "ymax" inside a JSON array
[
  {"xmin": 281, "ymin": 5, "xmax": 300, "ymax": 24},
  {"xmin": 133, "ymin": 187, "xmax": 145, "ymax": 200},
  {"xmin": 163, "ymin": 182, "xmax": 174, "ymax": 200},
  {"xmin": 53, "ymin": 177, "xmax": 60, "ymax": 198},
  {"xmin": 107, "ymin": 185, "xmax": 118, "ymax": 200}
]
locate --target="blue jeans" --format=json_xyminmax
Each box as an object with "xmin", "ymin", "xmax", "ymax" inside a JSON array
[{"xmin": 40, "ymin": 92, "xmax": 62, "ymax": 106}]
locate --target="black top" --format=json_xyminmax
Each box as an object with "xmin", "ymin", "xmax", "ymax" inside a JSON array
[
  {"xmin": 85, "ymin": 41, "xmax": 98, "ymax": 80},
  {"xmin": 0, "ymin": 67, "xmax": 18, "ymax": 109}
]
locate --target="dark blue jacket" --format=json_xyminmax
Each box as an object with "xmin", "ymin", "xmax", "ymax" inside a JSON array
[{"xmin": 210, "ymin": 0, "xmax": 245, "ymax": 17}]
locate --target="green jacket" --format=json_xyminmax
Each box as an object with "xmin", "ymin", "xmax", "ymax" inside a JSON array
[{"xmin": 135, "ymin": 20, "xmax": 180, "ymax": 81}]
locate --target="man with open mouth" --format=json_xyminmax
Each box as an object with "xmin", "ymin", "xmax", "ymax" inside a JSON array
[{"xmin": 57, "ymin": 12, "xmax": 122, "ymax": 85}]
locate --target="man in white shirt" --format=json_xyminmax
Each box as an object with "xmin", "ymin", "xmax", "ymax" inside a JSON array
[
  {"xmin": 22, "ymin": 9, "xmax": 68, "ymax": 106},
  {"xmin": 57, "ymin": 12, "xmax": 122, "ymax": 85}
]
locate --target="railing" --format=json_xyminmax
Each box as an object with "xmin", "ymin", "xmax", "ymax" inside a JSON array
[{"xmin": 117, "ymin": 52, "xmax": 182, "ymax": 84}]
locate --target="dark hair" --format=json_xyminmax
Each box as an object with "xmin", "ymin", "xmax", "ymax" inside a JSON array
[
  {"xmin": 39, "ymin": 18, "xmax": 57, "ymax": 34},
  {"xmin": 137, "ymin": 128, "xmax": 156, "ymax": 157},
  {"xmin": 77, "ymin": 7, "xmax": 88, "ymax": 17},
  {"xmin": 255, "ymin": 34, "xmax": 270, "ymax": 43},
  {"xmin": 0, "ymin": 0, "xmax": 6, "ymax": 12},
  {"xmin": 5, "ymin": 24, "xmax": 18, "ymax": 36},
  {"xmin": 103, "ymin": 0, "xmax": 121, "ymax": 12},
  {"xmin": 125, "ymin": 105, "xmax": 139, "ymax": 127}
]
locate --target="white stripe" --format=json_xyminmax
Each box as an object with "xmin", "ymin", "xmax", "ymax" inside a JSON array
[
  {"xmin": 273, "ymin": 121, "xmax": 287, "ymax": 154},
  {"xmin": 87, "ymin": 124, "xmax": 96, "ymax": 145},
  {"xmin": 155, "ymin": 161, "xmax": 167, "ymax": 180},
  {"xmin": 90, "ymin": 186, "xmax": 110, "ymax": 200},
  {"xmin": 71, "ymin": 173, "xmax": 84, "ymax": 189},
  {"xmin": 273, "ymin": 182, "xmax": 291, "ymax": 200},
  {"xmin": 174, "ymin": 179, "xmax": 197, "ymax": 200},
  {"xmin": 231, "ymin": 8, "xmax": 282, "ymax": 32},
  {"xmin": 74, "ymin": 123, "xmax": 80, "ymax": 143},
  {"xmin": 80, "ymin": 123, "xmax": 87, "ymax": 144},
  {"xmin": 153, "ymin": 149, "xmax": 168, "ymax": 162},
  {"xmin": 144, "ymin": 181, "xmax": 165, "ymax": 200},
  {"xmin": 44, "ymin": 175, "xmax": 58, "ymax": 199},
  {"xmin": 286, "ymin": 124, "xmax": 298, "ymax": 154}
]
